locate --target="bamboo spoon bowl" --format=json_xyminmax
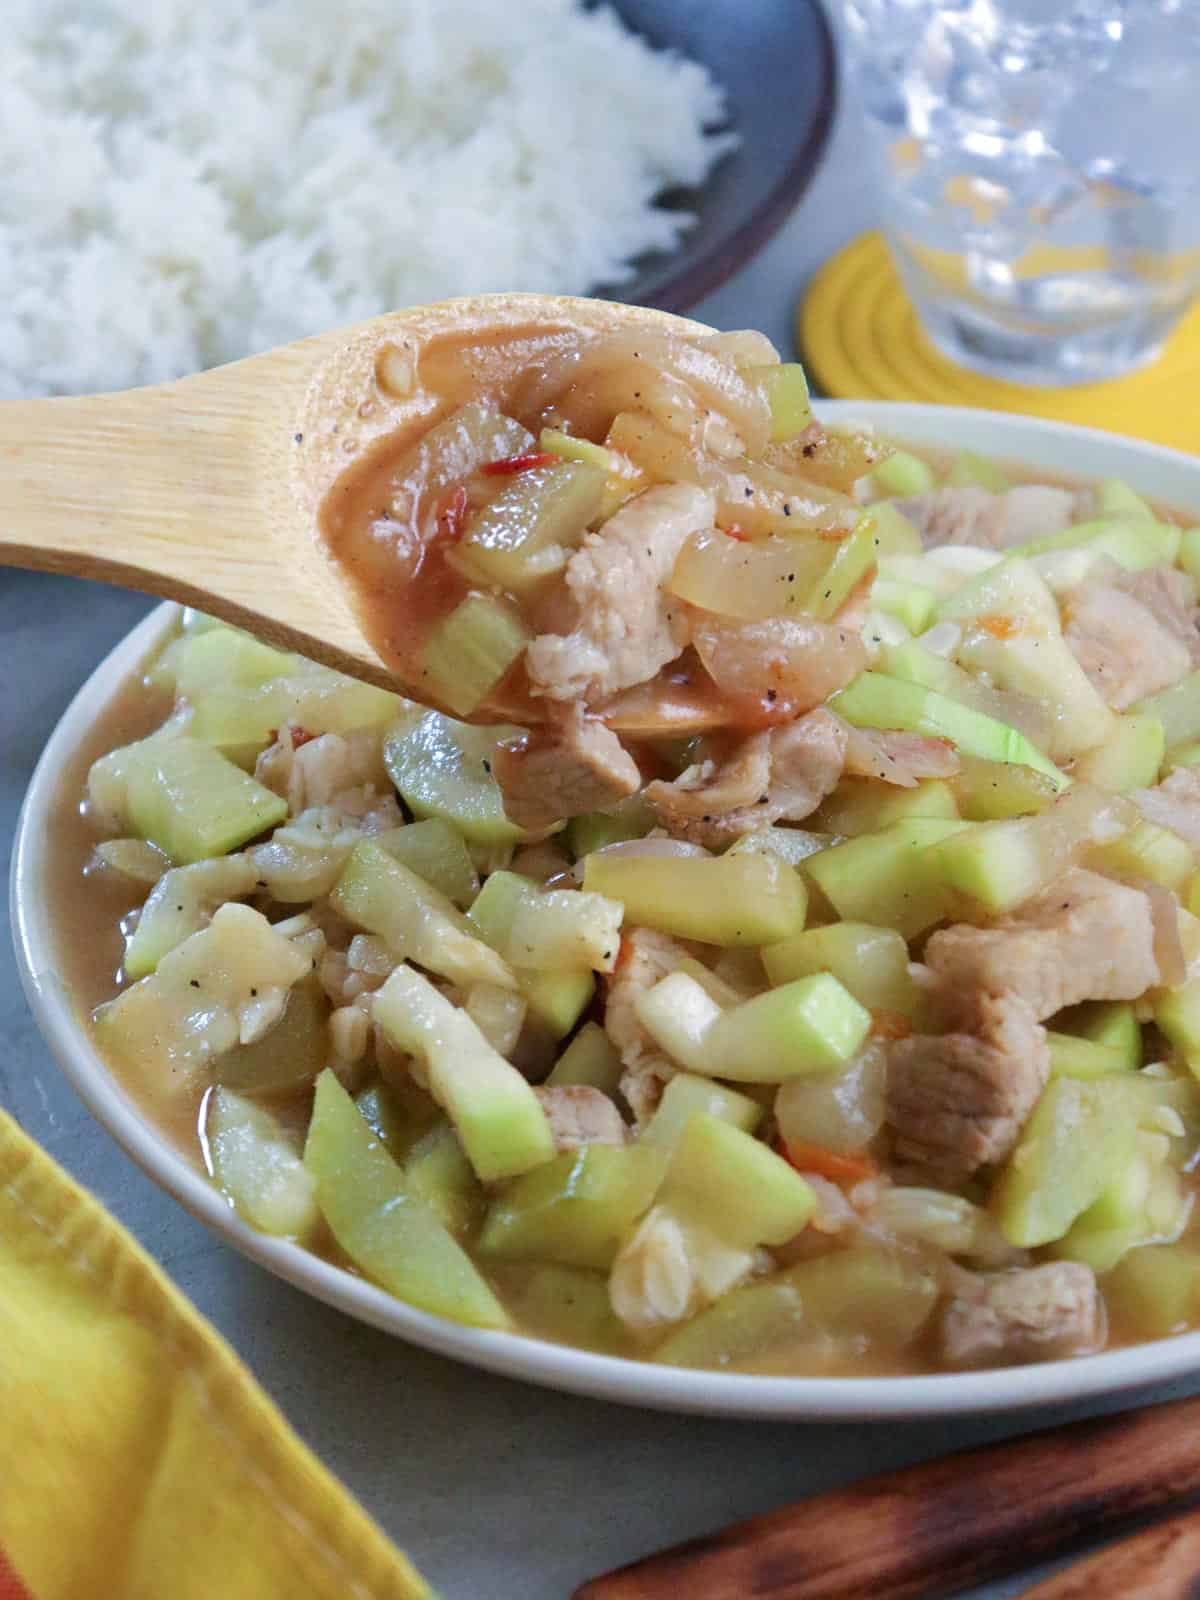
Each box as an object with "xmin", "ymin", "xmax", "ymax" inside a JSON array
[{"xmin": 0, "ymin": 292, "xmax": 706, "ymax": 712}]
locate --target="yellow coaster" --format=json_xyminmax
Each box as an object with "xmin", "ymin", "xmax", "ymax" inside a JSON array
[{"xmin": 800, "ymin": 231, "xmax": 1200, "ymax": 454}]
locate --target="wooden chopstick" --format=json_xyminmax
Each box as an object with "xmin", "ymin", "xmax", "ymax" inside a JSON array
[
  {"xmin": 1014, "ymin": 1505, "xmax": 1200, "ymax": 1599},
  {"xmin": 573, "ymin": 1392, "xmax": 1200, "ymax": 1600}
]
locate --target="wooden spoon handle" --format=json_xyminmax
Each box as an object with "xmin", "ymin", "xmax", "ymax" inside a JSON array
[
  {"xmin": 573, "ymin": 1393, "xmax": 1200, "ymax": 1600},
  {"xmin": 1015, "ymin": 1507, "xmax": 1200, "ymax": 1599},
  {"xmin": 0, "ymin": 380, "xmax": 259, "ymax": 593}
]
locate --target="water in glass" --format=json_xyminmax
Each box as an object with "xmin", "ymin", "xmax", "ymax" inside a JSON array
[{"xmin": 841, "ymin": 1, "xmax": 1200, "ymax": 385}]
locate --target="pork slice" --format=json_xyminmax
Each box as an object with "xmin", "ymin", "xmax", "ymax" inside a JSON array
[
  {"xmin": 941, "ymin": 1262, "xmax": 1103, "ymax": 1367},
  {"xmin": 534, "ymin": 1085, "xmax": 629, "ymax": 1151},
  {"xmin": 1134, "ymin": 766, "xmax": 1200, "ymax": 849},
  {"xmin": 886, "ymin": 992, "xmax": 1049, "ymax": 1181},
  {"xmin": 896, "ymin": 485, "xmax": 1082, "ymax": 551},
  {"xmin": 644, "ymin": 707, "xmax": 846, "ymax": 846},
  {"xmin": 526, "ymin": 483, "xmax": 715, "ymax": 703},
  {"xmin": 492, "ymin": 709, "xmax": 640, "ymax": 832},
  {"xmin": 1119, "ymin": 564, "xmax": 1200, "ymax": 662},
  {"xmin": 255, "ymin": 727, "xmax": 389, "ymax": 815},
  {"xmin": 604, "ymin": 926, "xmax": 692, "ymax": 1124},
  {"xmin": 1063, "ymin": 570, "xmax": 1195, "ymax": 710},
  {"xmin": 925, "ymin": 868, "xmax": 1160, "ymax": 1023}
]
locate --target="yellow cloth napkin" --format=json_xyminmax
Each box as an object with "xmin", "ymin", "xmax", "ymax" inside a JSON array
[
  {"xmin": 0, "ymin": 1109, "xmax": 433, "ymax": 1600},
  {"xmin": 800, "ymin": 230, "xmax": 1200, "ymax": 453}
]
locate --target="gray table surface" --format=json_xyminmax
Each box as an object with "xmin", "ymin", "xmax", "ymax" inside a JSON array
[{"xmin": 3, "ymin": 63, "xmax": 1195, "ymax": 1600}]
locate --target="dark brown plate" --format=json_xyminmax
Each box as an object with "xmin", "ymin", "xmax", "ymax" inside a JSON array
[{"xmin": 600, "ymin": 0, "xmax": 837, "ymax": 311}]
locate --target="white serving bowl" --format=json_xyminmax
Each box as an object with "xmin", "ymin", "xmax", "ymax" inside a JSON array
[{"xmin": 13, "ymin": 401, "xmax": 1200, "ymax": 1419}]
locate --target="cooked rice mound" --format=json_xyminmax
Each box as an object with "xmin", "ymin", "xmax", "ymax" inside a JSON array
[{"xmin": 0, "ymin": 0, "xmax": 732, "ymax": 397}]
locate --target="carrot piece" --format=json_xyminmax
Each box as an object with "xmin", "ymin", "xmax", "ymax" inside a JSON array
[
  {"xmin": 782, "ymin": 1141, "xmax": 879, "ymax": 1186},
  {"xmin": 870, "ymin": 1009, "xmax": 912, "ymax": 1041},
  {"xmin": 978, "ymin": 613, "xmax": 1019, "ymax": 639}
]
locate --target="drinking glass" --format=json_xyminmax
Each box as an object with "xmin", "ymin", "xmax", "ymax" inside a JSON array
[{"xmin": 840, "ymin": 0, "xmax": 1200, "ymax": 386}]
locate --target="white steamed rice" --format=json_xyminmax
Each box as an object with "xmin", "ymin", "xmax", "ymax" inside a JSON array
[{"xmin": 1, "ymin": 0, "xmax": 734, "ymax": 399}]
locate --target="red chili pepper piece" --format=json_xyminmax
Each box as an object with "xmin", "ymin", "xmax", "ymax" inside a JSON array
[
  {"xmin": 480, "ymin": 451, "xmax": 559, "ymax": 477},
  {"xmin": 720, "ymin": 523, "xmax": 751, "ymax": 542},
  {"xmin": 288, "ymin": 725, "xmax": 317, "ymax": 750}
]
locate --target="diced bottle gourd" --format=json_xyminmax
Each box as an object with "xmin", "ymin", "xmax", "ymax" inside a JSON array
[
  {"xmin": 333, "ymin": 839, "xmax": 516, "ymax": 992},
  {"xmin": 94, "ymin": 903, "xmax": 311, "ymax": 1083},
  {"xmin": 544, "ymin": 1022, "xmax": 623, "ymax": 1093},
  {"xmin": 303, "ymin": 1070, "xmax": 507, "ymax": 1328},
  {"xmin": 208, "ymin": 1087, "xmax": 318, "ymax": 1239},
  {"xmin": 582, "ymin": 850, "xmax": 807, "ymax": 946},
  {"xmin": 124, "ymin": 854, "xmax": 260, "ymax": 978},
  {"xmin": 89, "ymin": 736, "xmax": 287, "ymax": 864},
  {"xmin": 383, "ymin": 710, "xmax": 528, "ymax": 846},
  {"xmin": 373, "ymin": 962, "xmax": 554, "ymax": 1182},
  {"xmin": 995, "ymin": 1076, "xmax": 1142, "ymax": 1247},
  {"xmin": 1073, "ymin": 714, "xmax": 1164, "ymax": 792},
  {"xmin": 479, "ymin": 1145, "xmax": 667, "ymax": 1270},
  {"xmin": 640, "ymin": 1072, "xmax": 764, "ymax": 1149},
  {"xmin": 404, "ymin": 1119, "xmax": 485, "ymax": 1238},
  {"xmin": 418, "ymin": 594, "xmax": 530, "ymax": 718},
  {"xmin": 814, "ymin": 778, "xmax": 959, "ymax": 837},
  {"xmin": 467, "ymin": 870, "xmax": 596, "ymax": 1037},
  {"xmin": 763, "ymin": 921, "xmax": 915, "ymax": 1016},
  {"xmin": 831, "ymin": 672, "xmax": 1067, "ymax": 789},
  {"xmin": 803, "ymin": 817, "xmax": 967, "ymax": 940},
  {"xmin": 653, "ymin": 1247, "xmax": 938, "ymax": 1369},
  {"xmin": 216, "ymin": 975, "xmax": 330, "ymax": 1095},
  {"xmin": 871, "ymin": 449, "xmax": 935, "ymax": 499},
  {"xmin": 635, "ymin": 970, "xmax": 870, "ymax": 1081},
  {"xmin": 374, "ymin": 818, "xmax": 479, "ymax": 909}
]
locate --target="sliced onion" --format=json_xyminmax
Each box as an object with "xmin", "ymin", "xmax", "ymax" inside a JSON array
[
  {"xmin": 608, "ymin": 410, "xmax": 858, "ymax": 539},
  {"xmin": 696, "ymin": 329, "xmax": 781, "ymax": 368},
  {"xmin": 843, "ymin": 726, "xmax": 960, "ymax": 787},
  {"xmin": 1143, "ymin": 878, "xmax": 1188, "ymax": 990},
  {"xmin": 691, "ymin": 611, "xmax": 867, "ymax": 712},
  {"xmin": 593, "ymin": 836, "xmax": 708, "ymax": 860},
  {"xmin": 917, "ymin": 621, "xmax": 962, "ymax": 658},
  {"xmin": 552, "ymin": 333, "xmax": 772, "ymax": 457},
  {"xmin": 570, "ymin": 833, "xmax": 708, "ymax": 881},
  {"xmin": 668, "ymin": 530, "xmax": 831, "ymax": 622},
  {"xmin": 774, "ymin": 1043, "xmax": 886, "ymax": 1154}
]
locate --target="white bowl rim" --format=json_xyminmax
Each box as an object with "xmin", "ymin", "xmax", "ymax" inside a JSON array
[{"xmin": 13, "ymin": 399, "xmax": 1200, "ymax": 1421}]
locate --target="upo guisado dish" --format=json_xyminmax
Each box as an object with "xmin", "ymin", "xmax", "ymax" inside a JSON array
[{"xmin": 71, "ymin": 318, "xmax": 1200, "ymax": 1375}]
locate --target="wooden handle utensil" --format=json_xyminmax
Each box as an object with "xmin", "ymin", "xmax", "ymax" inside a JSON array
[
  {"xmin": 0, "ymin": 292, "xmax": 702, "ymax": 709},
  {"xmin": 574, "ymin": 1392, "xmax": 1200, "ymax": 1600}
]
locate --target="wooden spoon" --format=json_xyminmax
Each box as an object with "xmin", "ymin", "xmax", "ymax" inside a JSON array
[
  {"xmin": 573, "ymin": 1389, "xmax": 1200, "ymax": 1600},
  {"xmin": 0, "ymin": 292, "xmax": 705, "ymax": 710}
]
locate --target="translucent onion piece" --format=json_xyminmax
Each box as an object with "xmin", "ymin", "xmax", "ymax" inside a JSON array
[
  {"xmin": 668, "ymin": 530, "xmax": 832, "ymax": 622},
  {"xmin": 918, "ymin": 621, "xmax": 962, "ymax": 658},
  {"xmin": 691, "ymin": 611, "xmax": 867, "ymax": 712},
  {"xmin": 696, "ymin": 329, "xmax": 781, "ymax": 368},
  {"xmin": 765, "ymin": 425, "xmax": 885, "ymax": 497},
  {"xmin": 774, "ymin": 1044, "xmax": 887, "ymax": 1154},
  {"xmin": 1143, "ymin": 879, "xmax": 1188, "ymax": 991},
  {"xmin": 607, "ymin": 411, "xmax": 858, "ymax": 539},
  {"xmin": 843, "ymin": 726, "xmax": 961, "ymax": 787},
  {"xmin": 866, "ymin": 1187, "xmax": 1019, "ymax": 1265},
  {"xmin": 553, "ymin": 333, "xmax": 772, "ymax": 458}
]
